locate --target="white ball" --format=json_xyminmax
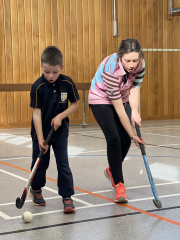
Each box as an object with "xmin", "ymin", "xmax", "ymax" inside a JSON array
[{"xmin": 22, "ymin": 211, "xmax": 33, "ymax": 223}]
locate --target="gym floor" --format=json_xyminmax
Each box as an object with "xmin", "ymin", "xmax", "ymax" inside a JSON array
[{"xmin": 0, "ymin": 119, "xmax": 180, "ymax": 240}]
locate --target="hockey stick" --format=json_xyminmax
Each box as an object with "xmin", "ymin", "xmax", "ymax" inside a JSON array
[
  {"xmin": 135, "ymin": 123, "xmax": 162, "ymax": 209},
  {"xmin": 16, "ymin": 125, "xmax": 54, "ymax": 209}
]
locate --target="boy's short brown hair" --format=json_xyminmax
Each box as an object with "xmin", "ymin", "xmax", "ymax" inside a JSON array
[{"xmin": 41, "ymin": 46, "xmax": 63, "ymax": 66}]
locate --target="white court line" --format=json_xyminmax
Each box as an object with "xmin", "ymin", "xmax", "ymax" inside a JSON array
[
  {"xmin": 70, "ymin": 133, "xmax": 103, "ymax": 137},
  {"xmin": 69, "ymin": 149, "xmax": 106, "ymax": 154},
  {"xmin": 0, "ymin": 195, "xmax": 93, "ymax": 207},
  {"xmin": 72, "ymin": 197, "xmax": 93, "ymax": 206},
  {"xmin": 4, "ymin": 192, "xmax": 180, "ymax": 220},
  {"xmin": 0, "ymin": 156, "xmax": 32, "ymax": 161},
  {"xmin": 0, "ymin": 179, "xmax": 180, "ymax": 207},
  {"xmin": 0, "ymin": 169, "xmax": 93, "ymax": 208},
  {"xmin": 4, "ymin": 136, "xmax": 31, "ymax": 145},
  {"xmin": 69, "ymin": 125, "xmax": 180, "ymax": 134},
  {"xmin": 0, "ymin": 134, "xmax": 15, "ymax": 141},
  {"xmin": 0, "ymin": 211, "xmax": 11, "ymax": 220},
  {"xmin": 70, "ymin": 128, "xmax": 180, "ymax": 138},
  {"xmin": 130, "ymin": 143, "xmax": 180, "ymax": 150},
  {"xmin": 0, "ymin": 150, "xmax": 106, "ymax": 161},
  {"xmin": 0, "ymin": 141, "xmax": 179, "ymax": 162},
  {"xmin": 6, "ymin": 204, "xmax": 114, "ymax": 220},
  {"xmin": 141, "ymin": 132, "xmax": 180, "ymax": 139},
  {"xmin": 1, "ymin": 191, "xmax": 180, "ymax": 208},
  {"xmin": 140, "ymin": 125, "xmax": 180, "ymax": 130},
  {"xmin": 142, "ymin": 126, "xmax": 180, "ymax": 131},
  {"xmin": 0, "ymin": 141, "xmax": 178, "ymax": 161},
  {"xmin": 70, "ymin": 130, "xmax": 101, "ymax": 135}
]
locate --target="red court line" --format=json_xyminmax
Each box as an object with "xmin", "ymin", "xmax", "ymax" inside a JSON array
[{"xmin": 0, "ymin": 161, "xmax": 180, "ymax": 226}]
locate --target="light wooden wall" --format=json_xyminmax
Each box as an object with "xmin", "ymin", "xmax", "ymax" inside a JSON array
[{"xmin": 0, "ymin": 0, "xmax": 180, "ymax": 128}]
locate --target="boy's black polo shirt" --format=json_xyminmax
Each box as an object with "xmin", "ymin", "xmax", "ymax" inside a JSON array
[{"xmin": 30, "ymin": 74, "xmax": 79, "ymax": 142}]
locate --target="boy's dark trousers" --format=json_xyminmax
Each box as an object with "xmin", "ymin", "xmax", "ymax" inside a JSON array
[{"xmin": 31, "ymin": 137, "xmax": 74, "ymax": 197}]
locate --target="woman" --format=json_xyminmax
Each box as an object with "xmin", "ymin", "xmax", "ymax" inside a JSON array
[{"xmin": 89, "ymin": 38, "xmax": 145, "ymax": 203}]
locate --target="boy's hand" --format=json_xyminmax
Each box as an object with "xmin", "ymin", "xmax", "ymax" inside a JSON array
[
  {"xmin": 51, "ymin": 115, "xmax": 62, "ymax": 131},
  {"xmin": 38, "ymin": 139, "xmax": 49, "ymax": 154}
]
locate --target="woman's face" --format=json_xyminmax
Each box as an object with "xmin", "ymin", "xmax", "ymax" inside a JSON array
[{"xmin": 121, "ymin": 52, "xmax": 139, "ymax": 73}]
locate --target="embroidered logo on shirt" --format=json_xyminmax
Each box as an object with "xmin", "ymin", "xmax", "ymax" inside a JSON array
[
  {"xmin": 61, "ymin": 92, "xmax": 67, "ymax": 102},
  {"xmin": 110, "ymin": 90, "xmax": 114, "ymax": 95}
]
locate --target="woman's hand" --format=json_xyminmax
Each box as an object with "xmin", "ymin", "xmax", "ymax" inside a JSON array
[
  {"xmin": 131, "ymin": 110, "xmax": 141, "ymax": 127},
  {"xmin": 132, "ymin": 135, "xmax": 145, "ymax": 149}
]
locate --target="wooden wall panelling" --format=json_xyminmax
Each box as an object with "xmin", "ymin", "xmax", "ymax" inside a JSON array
[
  {"xmin": 112, "ymin": 0, "xmax": 117, "ymax": 53},
  {"xmin": 24, "ymin": 0, "xmax": 33, "ymax": 84},
  {"xmin": 87, "ymin": 0, "xmax": 97, "ymax": 124},
  {"xmin": 88, "ymin": 0, "xmax": 95, "ymax": 81},
  {"xmin": 100, "ymin": 0, "xmax": 107, "ymax": 60},
  {"xmin": 82, "ymin": 0, "xmax": 90, "ymax": 82},
  {"xmin": 70, "ymin": 0, "xmax": 78, "ymax": 83},
  {"xmin": 57, "ymin": 0, "xmax": 65, "ymax": 57},
  {"xmin": 51, "ymin": 0, "xmax": 58, "ymax": 47},
  {"xmin": 31, "ymin": 0, "xmax": 40, "ymax": 82},
  {"xmin": 76, "ymin": 0, "xmax": 83, "ymax": 82},
  {"xmin": 140, "ymin": 0, "xmax": 148, "ymax": 120},
  {"xmin": 139, "ymin": 0, "xmax": 144, "ymax": 117},
  {"xmin": 163, "ymin": 0, "xmax": 169, "ymax": 116},
  {"xmin": 178, "ymin": 11, "xmax": 180, "ymax": 114},
  {"xmin": 82, "ymin": 0, "xmax": 90, "ymax": 124},
  {"xmin": 38, "ymin": 0, "xmax": 46, "ymax": 66},
  {"xmin": 2, "ymin": 0, "xmax": 180, "ymax": 128},
  {"xmin": 152, "ymin": 0, "xmax": 159, "ymax": 117},
  {"xmin": 37, "ymin": 0, "xmax": 45, "ymax": 123},
  {"xmin": 133, "ymin": 0, "xmax": 140, "ymax": 39},
  {"xmin": 85, "ymin": 0, "xmax": 96, "ymax": 124},
  {"xmin": 158, "ymin": 0, "xmax": 164, "ymax": 118},
  {"xmin": 44, "ymin": 0, "xmax": 52, "ymax": 47},
  {"xmin": 0, "ymin": 93, "xmax": 7, "ymax": 124},
  {"xmin": 172, "ymin": 15, "xmax": 179, "ymax": 115},
  {"xmin": 4, "ymin": 0, "xmax": 13, "ymax": 84},
  {"xmin": 94, "ymin": 0, "xmax": 101, "ymax": 69},
  {"xmin": 70, "ymin": 0, "xmax": 79, "ymax": 122},
  {"xmin": 18, "ymin": 0, "xmax": 28, "ymax": 123},
  {"xmin": 106, "ymin": 0, "xmax": 113, "ymax": 56},
  {"xmin": 117, "ymin": 0, "xmax": 124, "ymax": 48},
  {"xmin": 122, "ymin": 0, "xmax": 129, "ymax": 39},
  {"xmin": 0, "ymin": 0, "xmax": 6, "ymax": 123},
  {"xmin": 139, "ymin": 0, "xmax": 142, "ymax": 44},
  {"xmin": 76, "ymin": 0, "xmax": 83, "ymax": 123},
  {"xmin": 4, "ymin": 0, "xmax": 14, "ymax": 123},
  {"xmin": 11, "ymin": 0, "xmax": 21, "ymax": 123},
  {"xmin": 0, "ymin": 0, "xmax": 5, "ymax": 86},
  {"xmin": 167, "ymin": 5, "xmax": 174, "ymax": 117},
  {"xmin": 147, "ymin": 0, "xmax": 153, "ymax": 118},
  {"xmin": 129, "ymin": 0, "xmax": 133, "ymax": 37},
  {"xmin": 24, "ymin": 0, "xmax": 33, "ymax": 122},
  {"xmin": 64, "ymin": 0, "xmax": 71, "ymax": 76}
]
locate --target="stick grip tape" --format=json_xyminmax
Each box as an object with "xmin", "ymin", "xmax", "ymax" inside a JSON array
[{"xmin": 135, "ymin": 123, "xmax": 146, "ymax": 155}]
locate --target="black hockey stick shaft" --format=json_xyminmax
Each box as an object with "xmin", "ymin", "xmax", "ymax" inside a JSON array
[{"xmin": 16, "ymin": 125, "xmax": 54, "ymax": 209}]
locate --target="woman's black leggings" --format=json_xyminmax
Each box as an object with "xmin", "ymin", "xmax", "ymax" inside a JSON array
[{"xmin": 90, "ymin": 103, "xmax": 131, "ymax": 185}]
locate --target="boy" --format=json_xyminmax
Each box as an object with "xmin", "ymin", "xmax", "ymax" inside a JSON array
[{"xmin": 29, "ymin": 46, "xmax": 79, "ymax": 213}]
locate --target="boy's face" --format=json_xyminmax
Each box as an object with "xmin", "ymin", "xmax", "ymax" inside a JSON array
[
  {"xmin": 121, "ymin": 52, "xmax": 139, "ymax": 73},
  {"xmin": 41, "ymin": 63, "xmax": 64, "ymax": 83}
]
